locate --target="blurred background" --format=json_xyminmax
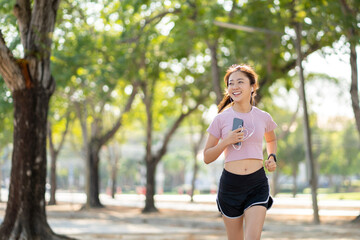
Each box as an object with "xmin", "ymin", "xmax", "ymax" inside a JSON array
[{"xmin": 0, "ymin": 0, "xmax": 359, "ymax": 221}]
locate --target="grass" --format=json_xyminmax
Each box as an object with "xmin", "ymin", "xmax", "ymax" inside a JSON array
[
  {"xmin": 276, "ymin": 192, "xmax": 360, "ymax": 200},
  {"xmin": 319, "ymin": 192, "xmax": 360, "ymax": 200}
]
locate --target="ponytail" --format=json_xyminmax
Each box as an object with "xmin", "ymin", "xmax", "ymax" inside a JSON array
[{"xmin": 217, "ymin": 93, "xmax": 233, "ymax": 113}]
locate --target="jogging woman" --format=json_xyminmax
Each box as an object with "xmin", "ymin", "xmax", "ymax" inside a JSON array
[{"xmin": 204, "ymin": 64, "xmax": 277, "ymax": 240}]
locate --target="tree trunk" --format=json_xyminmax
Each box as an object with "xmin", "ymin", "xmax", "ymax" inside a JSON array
[
  {"xmin": 110, "ymin": 145, "xmax": 119, "ymax": 199},
  {"xmin": 48, "ymin": 144, "xmax": 57, "ymax": 205},
  {"xmin": 349, "ymin": 43, "xmax": 360, "ymax": 140},
  {"xmin": 0, "ymin": 0, "xmax": 69, "ymax": 237},
  {"xmin": 292, "ymin": 163, "xmax": 298, "ymax": 198},
  {"xmin": 271, "ymin": 169, "xmax": 279, "ymax": 197},
  {"xmin": 294, "ymin": 20, "xmax": 320, "ymax": 224},
  {"xmin": 0, "ymin": 89, "xmax": 71, "ymax": 239},
  {"xmin": 86, "ymin": 147, "xmax": 103, "ymax": 208},
  {"xmin": 189, "ymin": 128, "xmax": 205, "ymax": 202},
  {"xmin": 110, "ymin": 167, "xmax": 117, "ymax": 199},
  {"xmin": 143, "ymin": 160, "xmax": 158, "ymax": 213},
  {"xmin": 190, "ymin": 156, "xmax": 198, "ymax": 202},
  {"xmin": 207, "ymin": 40, "xmax": 222, "ymax": 104},
  {"xmin": 47, "ymin": 113, "xmax": 70, "ymax": 205}
]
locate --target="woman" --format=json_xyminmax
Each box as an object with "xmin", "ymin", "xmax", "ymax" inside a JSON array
[{"xmin": 204, "ymin": 64, "xmax": 277, "ymax": 240}]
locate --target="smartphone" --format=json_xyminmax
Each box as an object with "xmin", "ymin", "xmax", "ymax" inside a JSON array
[{"xmin": 232, "ymin": 118, "xmax": 244, "ymax": 146}]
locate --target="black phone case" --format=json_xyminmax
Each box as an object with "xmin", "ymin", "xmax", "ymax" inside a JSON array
[{"xmin": 232, "ymin": 118, "xmax": 243, "ymax": 146}]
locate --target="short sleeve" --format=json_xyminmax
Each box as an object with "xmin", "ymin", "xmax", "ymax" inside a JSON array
[
  {"xmin": 207, "ymin": 115, "xmax": 222, "ymax": 139},
  {"xmin": 265, "ymin": 113, "xmax": 277, "ymax": 132}
]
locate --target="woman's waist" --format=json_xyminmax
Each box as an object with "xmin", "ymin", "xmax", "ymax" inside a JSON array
[
  {"xmin": 219, "ymin": 165, "xmax": 268, "ymax": 191},
  {"xmin": 224, "ymin": 159, "xmax": 263, "ymax": 175}
]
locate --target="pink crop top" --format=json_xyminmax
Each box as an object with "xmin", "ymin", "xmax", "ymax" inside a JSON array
[{"xmin": 207, "ymin": 106, "xmax": 277, "ymax": 163}]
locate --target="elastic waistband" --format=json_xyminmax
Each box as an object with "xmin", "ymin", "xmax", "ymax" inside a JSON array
[{"xmin": 221, "ymin": 167, "xmax": 267, "ymax": 185}]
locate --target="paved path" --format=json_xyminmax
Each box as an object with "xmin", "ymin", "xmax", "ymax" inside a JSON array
[
  {"xmin": 51, "ymin": 192, "xmax": 360, "ymax": 217},
  {"xmin": 1, "ymin": 192, "xmax": 360, "ymax": 239}
]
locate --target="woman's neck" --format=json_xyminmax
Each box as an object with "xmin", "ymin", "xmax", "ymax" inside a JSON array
[{"xmin": 232, "ymin": 102, "xmax": 252, "ymax": 113}]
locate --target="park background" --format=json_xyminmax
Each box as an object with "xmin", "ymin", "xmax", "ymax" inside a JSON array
[{"xmin": 0, "ymin": 0, "xmax": 360, "ymax": 239}]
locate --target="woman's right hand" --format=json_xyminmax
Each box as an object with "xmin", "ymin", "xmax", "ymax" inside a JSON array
[{"xmin": 225, "ymin": 128, "xmax": 244, "ymax": 145}]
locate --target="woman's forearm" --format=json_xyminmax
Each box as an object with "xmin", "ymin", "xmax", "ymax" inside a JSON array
[
  {"xmin": 204, "ymin": 140, "xmax": 228, "ymax": 164},
  {"xmin": 266, "ymin": 140, "xmax": 277, "ymax": 156}
]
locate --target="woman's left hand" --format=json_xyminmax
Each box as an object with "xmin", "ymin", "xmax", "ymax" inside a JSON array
[{"xmin": 265, "ymin": 157, "xmax": 277, "ymax": 172}]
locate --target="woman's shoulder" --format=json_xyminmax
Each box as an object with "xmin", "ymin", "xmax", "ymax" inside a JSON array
[
  {"xmin": 211, "ymin": 107, "xmax": 232, "ymax": 123},
  {"xmin": 217, "ymin": 107, "xmax": 232, "ymax": 117},
  {"xmin": 253, "ymin": 107, "xmax": 273, "ymax": 118}
]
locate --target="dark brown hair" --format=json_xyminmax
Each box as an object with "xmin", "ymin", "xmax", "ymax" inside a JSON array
[{"xmin": 217, "ymin": 64, "xmax": 258, "ymax": 113}]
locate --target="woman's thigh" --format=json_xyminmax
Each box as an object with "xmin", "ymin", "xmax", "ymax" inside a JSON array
[
  {"xmin": 244, "ymin": 206, "xmax": 267, "ymax": 240},
  {"xmin": 222, "ymin": 215, "xmax": 244, "ymax": 240}
]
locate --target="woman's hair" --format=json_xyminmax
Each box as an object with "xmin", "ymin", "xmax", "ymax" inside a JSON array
[{"xmin": 217, "ymin": 64, "xmax": 258, "ymax": 113}]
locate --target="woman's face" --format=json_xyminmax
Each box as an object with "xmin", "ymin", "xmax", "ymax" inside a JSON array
[{"xmin": 227, "ymin": 71, "xmax": 252, "ymax": 104}]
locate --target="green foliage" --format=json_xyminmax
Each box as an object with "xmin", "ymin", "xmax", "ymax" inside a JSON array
[
  {"xmin": 313, "ymin": 119, "xmax": 360, "ymax": 180},
  {"xmin": 0, "ymin": 80, "xmax": 13, "ymax": 147},
  {"xmin": 1, "ymin": 0, "xmax": 359, "ymax": 194}
]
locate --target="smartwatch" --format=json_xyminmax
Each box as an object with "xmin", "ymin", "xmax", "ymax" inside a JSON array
[{"xmin": 267, "ymin": 153, "xmax": 277, "ymax": 162}]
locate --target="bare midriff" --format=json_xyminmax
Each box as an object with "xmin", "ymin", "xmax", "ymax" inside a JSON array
[{"xmin": 224, "ymin": 159, "xmax": 263, "ymax": 175}]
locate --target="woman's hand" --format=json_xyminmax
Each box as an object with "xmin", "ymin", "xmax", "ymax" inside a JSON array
[
  {"xmin": 225, "ymin": 128, "xmax": 244, "ymax": 145},
  {"xmin": 265, "ymin": 156, "xmax": 277, "ymax": 172}
]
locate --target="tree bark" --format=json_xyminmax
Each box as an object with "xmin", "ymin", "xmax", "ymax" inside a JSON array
[
  {"xmin": 87, "ymin": 146, "xmax": 102, "ymax": 208},
  {"xmin": 0, "ymin": 0, "xmax": 73, "ymax": 238},
  {"xmin": 143, "ymin": 160, "xmax": 158, "ymax": 213},
  {"xmin": 0, "ymin": 88, "xmax": 71, "ymax": 239},
  {"xmin": 48, "ymin": 125, "xmax": 58, "ymax": 205}
]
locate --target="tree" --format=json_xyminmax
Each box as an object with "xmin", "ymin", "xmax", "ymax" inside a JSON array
[
  {"xmin": 47, "ymin": 108, "xmax": 72, "ymax": 205},
  {"xmin": 186, "ymin": 112, "xmax": 207, "ymax": 202},
  {"xmin": 291, "ymin": 0, "xmax": 320, "ymax": 224},
  {"xmin": 338, "ymin": 0, "xmax": 360, "ymax": 141},
  {"xmin": 50, "ymin": 0, "xmax": 141, "ymax": 208},
  {"xmin": 0, "ymin": 0, "xmax": 73, "ymax": 238},
  {"xmin": 140, "ymin": 71, "xmax": 206, "ymax": 212}
]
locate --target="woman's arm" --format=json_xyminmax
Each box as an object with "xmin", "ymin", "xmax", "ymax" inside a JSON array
[
  {"xmin": 203, "ymin": 134, "xmax": 226, "ymax": 164},
  {"xmin": 264, "ymin": 130, "xmax": 277, "ymax": 172},
  {"xmin": 203, "ymin": 129, "xmax": 244, "ymax": 164}
]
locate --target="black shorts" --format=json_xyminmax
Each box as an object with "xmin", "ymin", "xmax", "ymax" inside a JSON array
[{"xmin": 216, "ymin": 167, "xmax": 273, "ymax": 219}]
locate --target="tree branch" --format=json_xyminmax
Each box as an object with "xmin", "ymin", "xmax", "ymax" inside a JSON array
[
  {"xmin": 99, "ymin": 81, "xmax": 140, "ymax": 146},
  {"xmin": 0, "ymin": 30, "xmax": 25, "ymax": 91},
  {"xmin": 119, "ymin": 8, "xmax": 181, "ymax": 44},
  {"xmin": 339, "ymin": 0, "xmax": 357, "ymax": 16},
  {"xmin": 13, "ymin": 0, "xmax": 31, "ymax": 48},
  {"xmin": 155, "ymin": 99, "xmax": 204, "ymax": 163},
  {"xmin": 55, "ymin": 110, "xmax": 72, "ymax": 154}
]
